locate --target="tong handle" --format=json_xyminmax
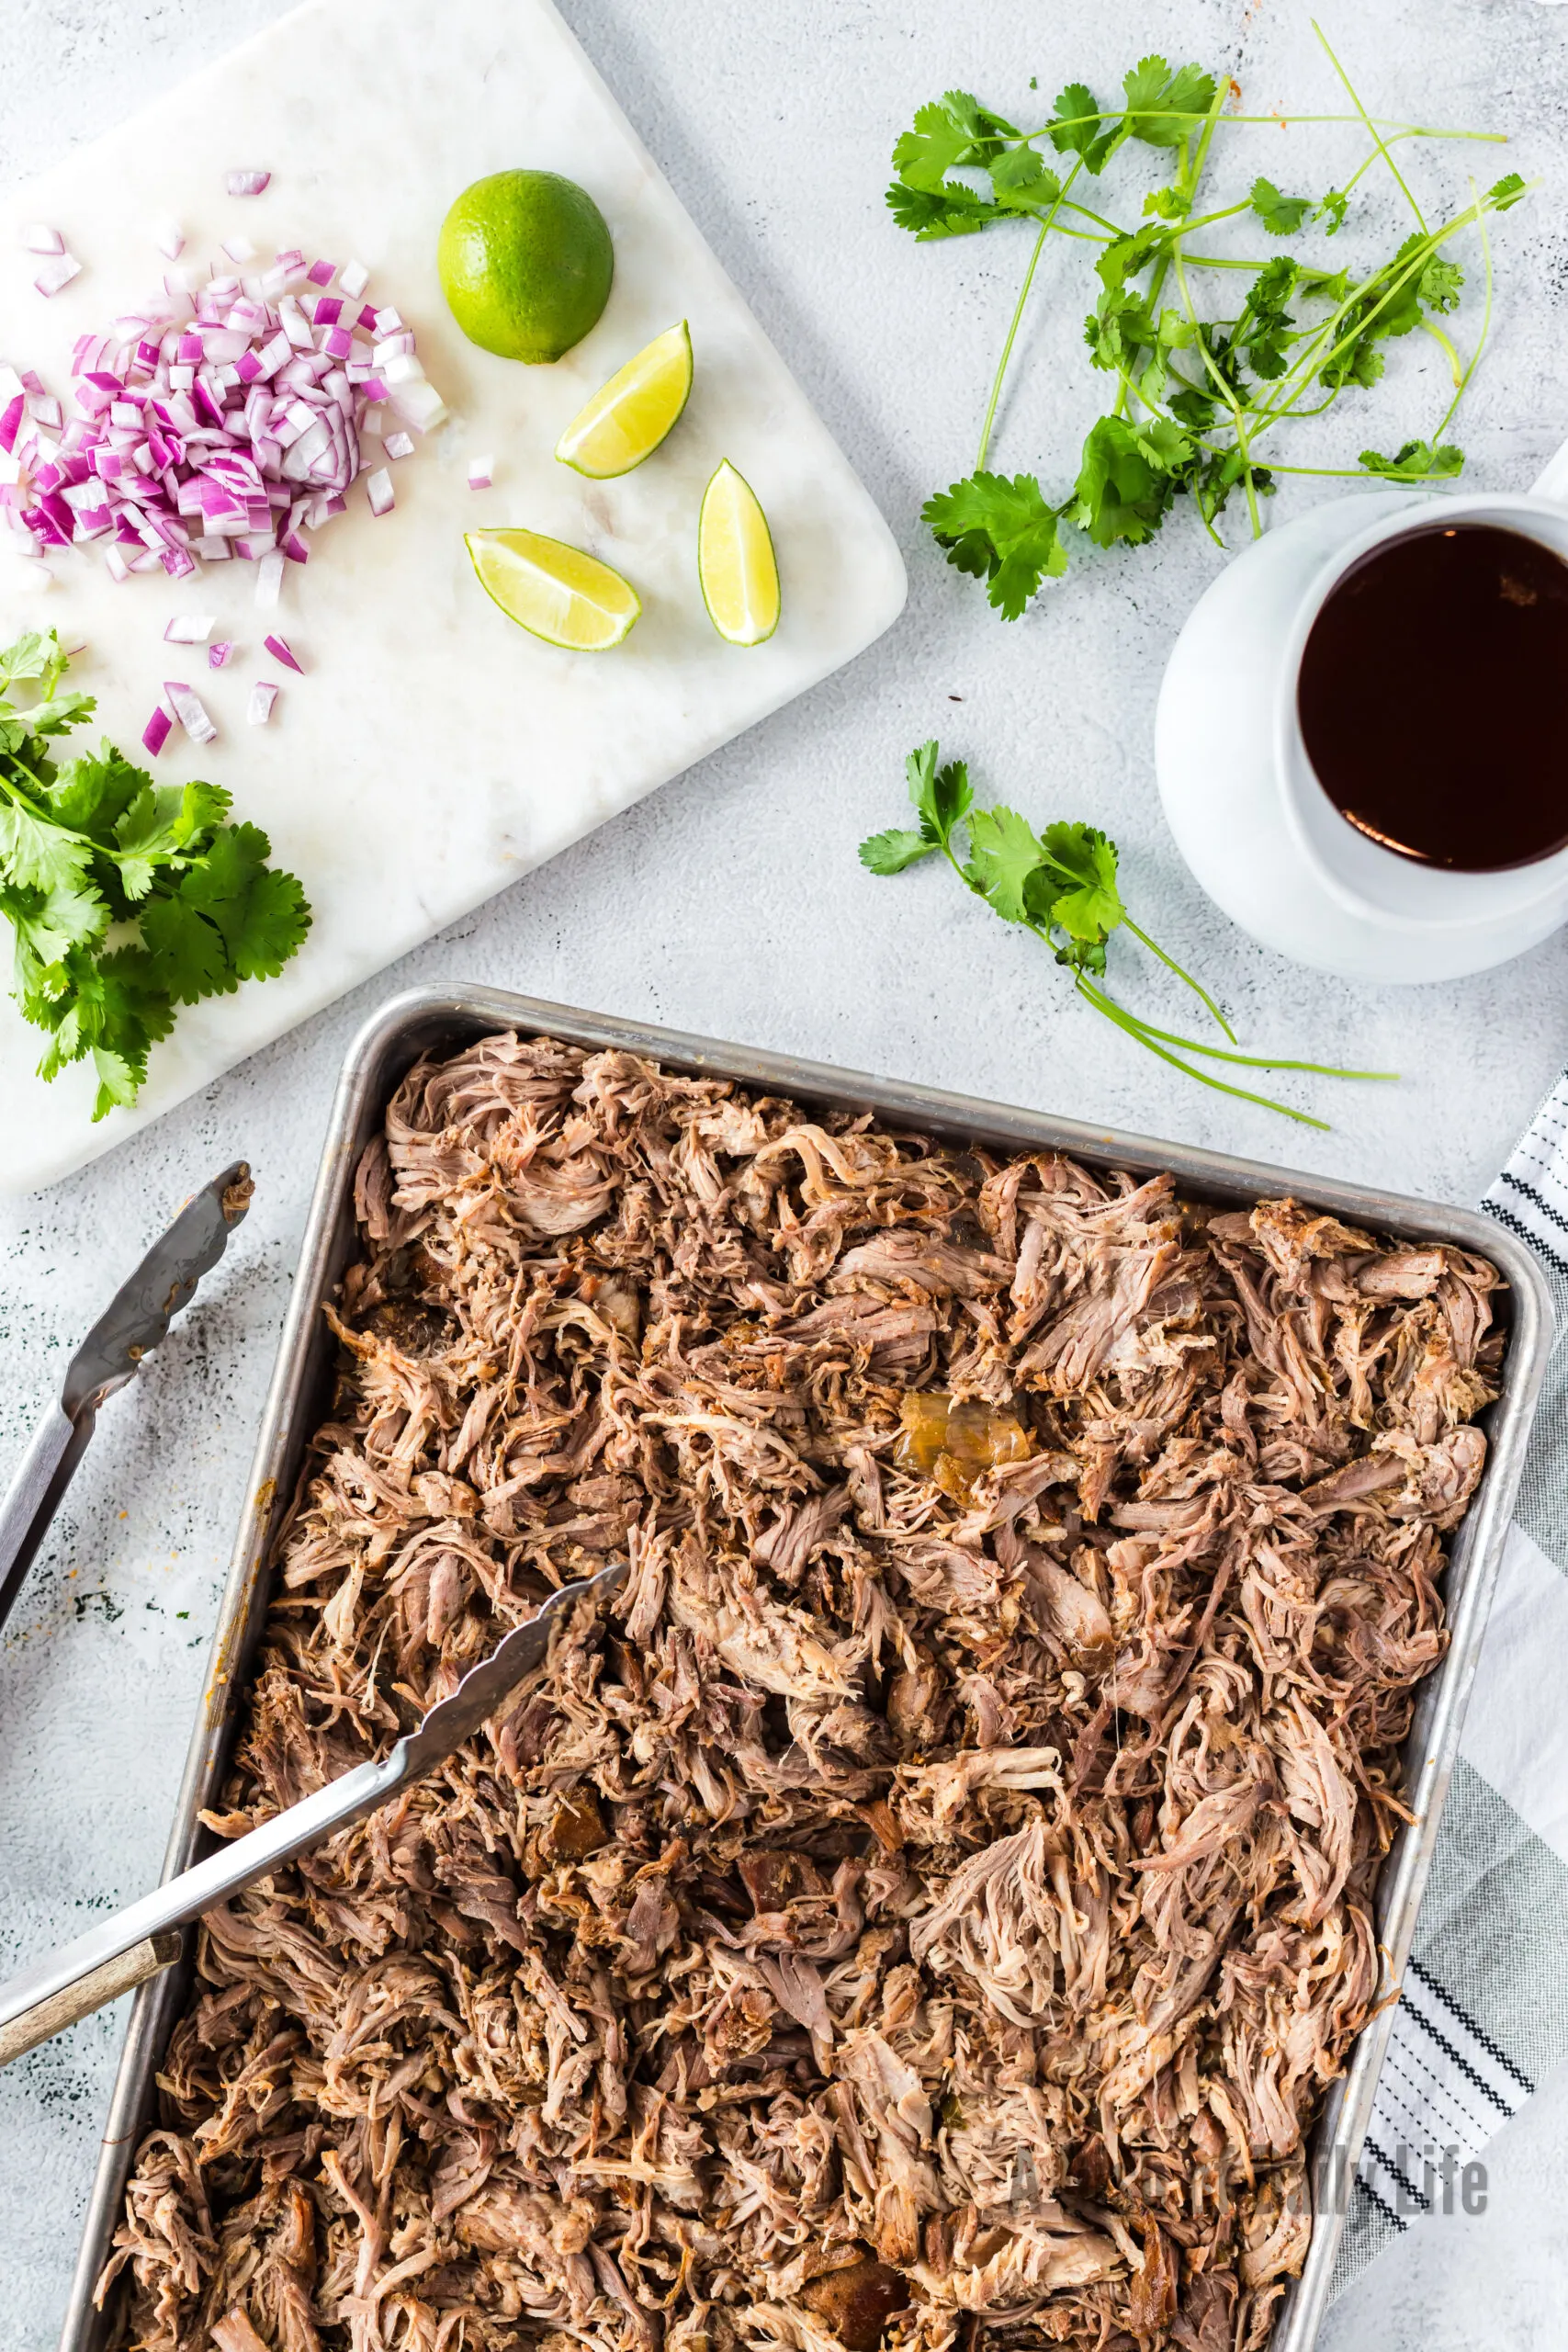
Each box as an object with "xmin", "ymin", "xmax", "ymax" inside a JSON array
[
  {"xmin": 0, "ymin": 1933, "xmax": 182, "ymax": 2070},
  {"xmin": 0, "ymin": 1402, "xmax": 91, "ymax": 1638},
  {"xmin": 0, "ymin": 1749, "xmax": 405, "ymax": 2070}
]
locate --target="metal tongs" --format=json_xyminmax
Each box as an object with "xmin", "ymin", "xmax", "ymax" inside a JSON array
[
  {"xmin": 0, "ymin": 1558, "xmax": 625, "ymax": 2068},
  {"xmin": 0, "ymin": 1161, "xmax": 254, "ymax": 1638}
]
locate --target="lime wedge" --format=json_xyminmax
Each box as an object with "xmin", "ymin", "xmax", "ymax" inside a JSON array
[
  {"xmin": 556, "ymin": 321, "xmax": 694, "ymax": 479},
  {"xmin": 466, "ymin": 527, "xmax": 640, "ymax": 650},
  {"xmin": 698, "ymin": 460, "xmax": 780, "ymax": 646}
]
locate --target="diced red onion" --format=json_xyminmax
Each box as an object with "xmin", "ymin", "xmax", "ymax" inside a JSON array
[
  {"xmin": 164, "ymin": 613, "xmax": 214, "ymax": 643},
  {"xmin": 34, "ymin": 254, "xmax": 82, "ymax": 298},
  {"xmin": 142, "ymin": 704, "xmax": 173, "ymax": 754},
  {"xmin": 254, "ymin": 547, "xmax": 285, "ymax": 607},
  {"xmin": 21, "ymin": 223, "xmax": 65, "ymax": 255},
  {"xmin": 225, "ymin": 169, "xmax": 272, "ymax": 197},
  {"xmin": 248, "ymin": 679, "xmax": 278, "ymax": 725},
  {"xmin": 391, "ymin": 379, "xmax": 446, "ymax": 433},
  {"xmin": 222, "ymin": 235, "xmax": 256, "ymax": 265},
  {"xmin": 164, "ymin": 680, "xmax": 217, "ymax": 742},
  {"xmin": 155, "ymin": 221, "xmax": 186, "ymax": 261},
  {"xmin": 209, "ymin": 639, "xmax": 234, "ymax": 668},
  {"xmin": 467, "ymin": 453, "xmax": 493, "ymax": 489},
  {"xmin": 263, "ymin": 631, "xmax": 302, "ymax": 672},
  {"xmin": 11, "ymin": 240, "xmax": 438, "ymax": 660}
]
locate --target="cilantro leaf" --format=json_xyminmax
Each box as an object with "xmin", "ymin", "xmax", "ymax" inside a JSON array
[
  {"xmin": 1318, "ymin": 187, "xmax": 1349, "ymax": 234},
  {"xmin": 138, "ymin": 894, "xmax": 232, "ymax": 1003},
  {"xmin": 1250, "ymin": 176, "xmax": 1313, "ymax": 235},
  {"xmin": 966, "ymin": 806, "xmax": 1045, "ymax": 923},
  {"xmin": 908, "ymin": 741, "xmax": 974, "ymax": 840},
  {"xmin": 888, "ymin": 91, "xmax": 1033, "ymax": 236},
  {"xmin": 1419, "ymin": 253, "xmax": 1463, "ymax": 313},
  {"xmin": 1358, "ymin": 438, "xmax": 1464, "ymax": 480},
  {"xmin": 1122, "ymin": 56, "xmax": 1216, "ymax": 149},
  {"xmin": 1068, "ymin": 415, "xmax": 1189, "ymax": 548},
  {"xmin": 180, "ymin": 822, "xmax": 311, "ymax": 980},
  {"xmin": 1041, "ymin": 822, "xmax": 1123, "ymax": 937},
  {"xmin": 49, "ymin": 744, "xmax": 153, "ymax": 844},
  {"xmin": 0, "ymin": 794, "xmax": 94, "ymax": 894},
  {"xmin": 923, "ymin": 470, "xmax": 1068, "ymax": 620},
  {"xmin": 1, "ymin": 875, "xmax": 107, "ymax": 978},
  {"xmin": 860, "ymin": 828, "xmax": 932, "ymax": 876},
  {"xmin": 0, "ymin": 630, "xmax": 311, "ymax": 1120},
  {"xmin": 0, "ymin": 633, "xmax": 60, "ymax": 691},
  {"xmin": 989, "ymin": 146, "xmax": 1062, "ymax": 214},
  {"xmin": 1047, "ymin": 81, "xmax": 1121, "ymax": 174},
  {"xmin": 886, "ymin": 181, "xmax": 996, "ymax": 240},
  {"xmin": 1488, "ymin": 172, "xmax": 1527, "ymax": 212}
]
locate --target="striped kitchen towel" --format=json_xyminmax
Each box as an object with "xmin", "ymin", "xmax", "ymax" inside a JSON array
[{"xmin": 1333, "ymin": 1069, "xmax": 1568, "ymax": 2289}]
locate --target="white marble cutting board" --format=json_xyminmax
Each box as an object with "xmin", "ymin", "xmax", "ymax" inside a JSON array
[{"xmin": 0, "ymin": 0, "xmax": 906, "ymax": 1193}]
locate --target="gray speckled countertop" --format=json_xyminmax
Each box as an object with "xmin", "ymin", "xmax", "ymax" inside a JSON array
[{"xmin": 4, "ymin": 0, "xmax": 1568, "ymax": 2343}]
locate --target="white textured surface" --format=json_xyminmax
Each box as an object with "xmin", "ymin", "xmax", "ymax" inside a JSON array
[
  {"xmin": 6, "ymin": 0, "xmax": 1568, "ymax": 2345},
  {"xmin": 0, "ymin": 0, "xmax": 904, "ymax": 1189}
]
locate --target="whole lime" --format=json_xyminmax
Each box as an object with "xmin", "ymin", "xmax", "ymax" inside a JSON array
[{"xmin": 438, "ymin": 170, "xmax": 615, "ymax": 363}]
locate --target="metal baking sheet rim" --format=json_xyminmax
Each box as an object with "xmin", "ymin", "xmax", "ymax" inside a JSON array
[{"xmin": 56, "ymin": 983, "xmax": 1556, "ymax": 2352}]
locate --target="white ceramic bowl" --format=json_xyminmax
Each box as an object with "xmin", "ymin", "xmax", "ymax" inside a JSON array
[{"xmin": 1156, "ymin": 478, "xmax": 1568, "ymax": 981}]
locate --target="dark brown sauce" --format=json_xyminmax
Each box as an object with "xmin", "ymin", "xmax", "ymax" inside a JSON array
[{"xmin": 1296, "ymin": 520, "xmax": 1568, "ymax": 870}]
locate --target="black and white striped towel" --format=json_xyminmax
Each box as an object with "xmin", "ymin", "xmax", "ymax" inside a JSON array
[{"xmin": 1333, "ymin": 1073, "xmax": 1568, "ymax": 2288}]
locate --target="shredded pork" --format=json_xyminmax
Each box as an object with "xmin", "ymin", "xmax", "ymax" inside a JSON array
[{"xmin": 99, "ymin": 1036, "xmax": 1506, "ymax": 2352}]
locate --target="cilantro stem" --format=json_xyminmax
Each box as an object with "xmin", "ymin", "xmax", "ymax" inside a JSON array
[
  {"xmin": 1419, "ymin": 318, "xmax": 1465, "ymax": 389},
  {"xmin": 1430, "ymin": 179, "xmax": 1494, "ymax": 446},
  {"xmin": 1067, "ymin": 974, "xmax": 1331, "ymax": 1128},
  {"xmin": 1018, "ymin": 107, "xmax": 1505, "ymax": 141},
  {"xmin": 1312, "ymin": 19, "xmax": 1427, "ymax": 231},
  {"xmin": 1075, "ymin": 975, "xmax": 1395, "ymax": 1078},
  {"xmin": 1120, "ymin": 915, "xmax": 1237, "ymax": 1041},
  {"xmin": 976, "ymin": 157, "xmax": 1084, "ymax": 470},
  {"xmin": 1171, "ymin": 243, "xmax": 1264, "ymax": 537}
]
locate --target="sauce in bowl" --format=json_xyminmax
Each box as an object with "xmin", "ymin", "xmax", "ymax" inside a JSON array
[{"xmin": 1297, "ymin": 519, "xmax": 1568, "ymax": 870}]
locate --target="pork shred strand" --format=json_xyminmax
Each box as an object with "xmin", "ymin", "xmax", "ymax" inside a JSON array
[{"xmin": 98, "ymin": 1036, "xmax": 1505, "ymax": 2352}]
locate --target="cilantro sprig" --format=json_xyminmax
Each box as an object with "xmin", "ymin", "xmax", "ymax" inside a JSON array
[
  {"xmin": 0, "ymin": 632, "xmax": 310, "ymax": 1119},
  {"xmin": 861, "ymin": 742, "xmax": 1393, "ymax": 1128},
  {"xmin": 889, "ymin": 28, "xmax": 1530, "ymax": 618}
]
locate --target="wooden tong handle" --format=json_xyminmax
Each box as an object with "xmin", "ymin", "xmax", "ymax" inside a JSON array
[{"xmin": 0, "ymin": 1932, "xmax": 181, "ymax": 2069}]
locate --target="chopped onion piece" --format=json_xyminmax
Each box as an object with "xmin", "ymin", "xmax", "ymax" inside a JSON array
[
  {"xmin": 225, "ymin": 168, "xmax": 272, "ymax": 197},
  {"xmin": 467, "ymin": 453, "xmax": 493, "ymax": 489},
  {"xmin": 164, "ymin": 613, "xmax": 215, "ymax": 643},
  {"xmin": 365, "ymin": 466, "xmax": 394, "ymax": 516},
  {"xmin": 21, "ymin": 223, "xmax": 65, "ymax": 254},
  {"xmin": 142, "ymin": 705, "xmax": 172, "ymax": 755},
  {"xmin": 164, "ymin": 681, "xmax": 217, "ymax": 742},
  {"xmin": 209, "ymin": 639, "xmax": 234, "ymax": 668},
  {"xmin": 155, "ymin": 221, "xmax": 186, "ymax": 261},
  {"xmin": 391, "ymin": 379, "xmax": 447, "ymax": 433},
  {"xmin": 384, "ymin": 430, "xmax": 415, "ymax": 461},
  {"xmin": 104, "ymin": 545, "xmax": 130, "ymax": 582},
  {"xmin": 263, "ymin": 631, "xmax": 302, "ymax": 672},
  {"xmin": 248, "ymin": 679, "xmax": 278, "ymax": 725},
  {"xmin": 339, "ymin": 259, "xmax": 370, "ymax": 299},
  {"xmin": 255, "ymin": 547, "xmax": 285, "ymax": 607},
  {"xmin": 34, "ymin": 253, "xmax": 82, "ymax": 298},
  {"xmin": 222, "ymin": 234, "xmax": 257, "ymax": 264}
]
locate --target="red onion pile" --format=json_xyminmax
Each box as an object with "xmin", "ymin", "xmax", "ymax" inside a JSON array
[{"xmin": 0, "ymin": 243, "xmax": 445, "ymax": 609}]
